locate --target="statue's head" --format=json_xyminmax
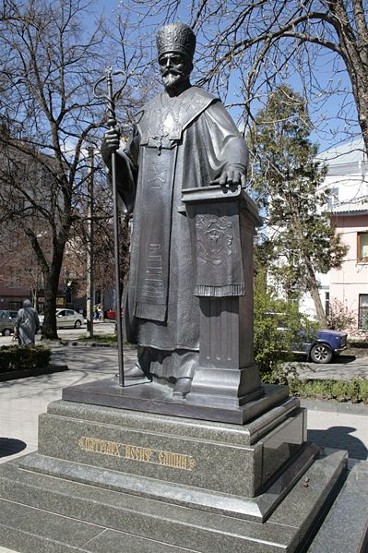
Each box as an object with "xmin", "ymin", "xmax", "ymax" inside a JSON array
[{"xmin": 156, "ymin": 23, "xmax": 196, "ymax": 93}]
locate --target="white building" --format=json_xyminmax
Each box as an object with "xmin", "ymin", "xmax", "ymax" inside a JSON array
[{"xmin": 300, "ymin": 138, "xmax": 368, "ymax": 329}]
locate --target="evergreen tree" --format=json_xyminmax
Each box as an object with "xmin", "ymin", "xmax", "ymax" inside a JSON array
[{"xmin": 250, "ymin": 85, "xmax": 347, "ymax": 326}]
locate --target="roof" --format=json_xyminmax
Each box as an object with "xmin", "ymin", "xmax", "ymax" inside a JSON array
[
  {"xmin": 317, "ymin": 138, "xmax": 367, "ymax": 177},
  {"xmin": 330, "ymin": 198, "xmax": 368, "ymax": 215}
]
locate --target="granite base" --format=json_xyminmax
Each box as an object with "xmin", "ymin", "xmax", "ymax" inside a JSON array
[
  {"xmin": 0, "ymin": 396, "xmax": 366, "ymax": 552},
  {"xmin": 0, "ymin": 445, "xmax": 362, "ymax": 553}
]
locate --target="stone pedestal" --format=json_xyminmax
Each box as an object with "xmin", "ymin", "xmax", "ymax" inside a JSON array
[
  {"xmin": 22, "ymin": 395, "xmax": 308, "ymax": 503},
  {"xmin": 182, "ymin": 185, "xmax": 263, "ymax": 407},
  {"xmin": 0, "ymin": 392, "xmax": 367, "ymax": 552}
]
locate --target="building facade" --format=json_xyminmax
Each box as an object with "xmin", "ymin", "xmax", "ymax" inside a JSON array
[{"xmin": 302, "ymin": 138, "xmax": 368, "ymax": 331}]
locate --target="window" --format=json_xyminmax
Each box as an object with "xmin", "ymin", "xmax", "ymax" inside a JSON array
[
  {"xmin": 66, "ymin": 288, "xmax": 72, "ymax": 304},
  {"xmin": 359, "ymin": 295, "xmax": 368, "ymax": 330},
  {"xmin": 8, "ymin": 267, "xmax": 22, "ymax": 286},
  {"xmin": 357, "ymin": 232, "xmax": 368, "ymax": 263},
  {"xmin": 325, "ymin": 292, "xmax": 330, "ymax": 319}
]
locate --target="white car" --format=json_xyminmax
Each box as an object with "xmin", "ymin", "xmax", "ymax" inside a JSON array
[{"xmin": 39, "ymin": 308, "xmax": 84, "ymax": 330}]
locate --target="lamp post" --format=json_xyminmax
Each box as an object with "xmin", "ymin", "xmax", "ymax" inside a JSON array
[{"xmin": 86, "ymin": 146, "xmax": 94, "ymax": 336}]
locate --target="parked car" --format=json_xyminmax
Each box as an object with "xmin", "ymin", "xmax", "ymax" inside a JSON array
[
  {"xmin": 0, "ymin": 310, "xmax": 17, "ymax": 336},
  {"xmin": 294, "ymin": 328, "xmax": 348, "ymax": 364},
  {"xmin": 264, "ymin": 312, "xmax": 348, "ymax": 364},
  {"xmin": 39, "ymin": 308, "xmax": 84, "ymax": 330}
]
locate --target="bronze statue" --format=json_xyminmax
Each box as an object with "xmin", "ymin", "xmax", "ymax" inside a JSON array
[{"xmin": 101, "ymin": 23, "xmax": 249, "ymax": 398}]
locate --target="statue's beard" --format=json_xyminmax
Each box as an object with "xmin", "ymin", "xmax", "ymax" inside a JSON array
[{"xmin": 162, "ymin": 70, "xmax": 185, "ymax": 91}]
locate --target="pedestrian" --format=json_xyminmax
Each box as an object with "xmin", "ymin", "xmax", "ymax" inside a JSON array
[
  {"xmin": 97, "ymin": 305, "xmax": 103, "ymax": 320},
  {"xmin": 15, "ymin": 300, "xmax": 40, "ymax": 346}
]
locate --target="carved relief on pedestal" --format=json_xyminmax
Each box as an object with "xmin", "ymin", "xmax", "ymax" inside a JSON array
[{"xmin": 196, "ymin": 213, "xmax": 233, "ymax": 266}]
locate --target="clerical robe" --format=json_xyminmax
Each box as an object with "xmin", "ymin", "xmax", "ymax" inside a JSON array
[{"xmin": 112, "ymin": 86, "xmax": 248, "ymax": 380}]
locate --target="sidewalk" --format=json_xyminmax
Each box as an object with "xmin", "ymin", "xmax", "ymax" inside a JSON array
[{"xmin": 302, "ymin": 400, "xmax": 368, "ymax": 461}]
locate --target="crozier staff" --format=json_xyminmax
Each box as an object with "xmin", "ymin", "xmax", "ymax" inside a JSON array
[{"xmin": 101, "ymin": 23, "xmax": 249, "ymax": 398}]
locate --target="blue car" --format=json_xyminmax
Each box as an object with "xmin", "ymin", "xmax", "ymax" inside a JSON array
[{"xmin": 293, "ymin": 329, "xmax": 348, "ymax": 364}]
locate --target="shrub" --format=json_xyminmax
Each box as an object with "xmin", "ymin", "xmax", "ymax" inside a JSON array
[
  {"xmin": 286, "ymin": 377, "xmax": 368, "ymax": 404},
  {"xmin": 327, "ymin": 298, "xmax": 356, "ymax": 331},
  {"xmin": 0, "ymin": 345, "xmax": 51, "ymax": 373},
  {"xmin": 79, "ymin": 334, "xmax": 117, "ymax": 344},
  {"xmin": 348, "ymin": 339, "xmax": 368, "ymax": 349},
  {"xmin": 253, "ymin": 272, "xmax": 316, "ymax": 381}
]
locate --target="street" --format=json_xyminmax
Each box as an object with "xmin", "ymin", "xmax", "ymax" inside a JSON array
[
  {"xmin": 284, "ymin": 352, "xmax": 368, "ymax": 380},
  {"xmin": 0, "ymin": 320, "xmax": 116, "ymax": 346}
]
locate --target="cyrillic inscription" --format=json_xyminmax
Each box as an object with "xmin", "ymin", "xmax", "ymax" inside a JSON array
[
  {"xmin": 78, "ymin": 436, "xmax": 196, "ymax": 471},
  {"xmin": 158, "ymin": 450, "xmax": 196, "ymax": 470}
]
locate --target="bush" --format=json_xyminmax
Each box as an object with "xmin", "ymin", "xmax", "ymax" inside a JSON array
[
  {"xmin": 327, "ymin": 298, "xmax": 356, "ymax": 331},
  {"xmin": 286, "ymin": 377, "xmax": 368, "ymax": 404},
  {"xmin": 348, "ymin": 339, "xmax": 368, "ymax": 349},
  {"xmin": 253, "ymin": 272, "xmax": 316, "ymax": 381},
  {"xmin": 0, "ymin": 345, "xmax": 51, "ymax": 373},
  {"xmin": 78, "ymin": 334, "xmax": 117, "ymax": 344}
]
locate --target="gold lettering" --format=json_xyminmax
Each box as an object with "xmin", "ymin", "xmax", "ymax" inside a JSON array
[
  {"xmin": 158, "ymin": 450, "xmax": 195, "ymax": 471},
  {"xmin": 107, "ymin": 441, "xmax": 121, "ymax": 456},
  {"xmin": 78, "ymin": 437, "xmax": 122, "ymax": 457},
  {"xmin": 145, "ymin": 448, "xmax": 153, "ymax": 462},
  {"xmin": 125, "ymin": 445, "xmax": 133, "ymax": 459},
  {"xmin": 79, "ymin": 436, "xmax": 195, "ymax": 471},
  {"xmin": 125, "ymin": 445, "xmax": 153, "ymax": 463}
]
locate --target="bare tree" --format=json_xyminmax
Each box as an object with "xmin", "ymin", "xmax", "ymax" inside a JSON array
[
  {"xmin": 0, "ymin": 0, "xmax": 144, "ymax": 338},
  {"xmin": 120, "ymin": 0, "xmax": 368, "ymax": 152},
  {"xmin": 0, "ymin": 0, "xmax": 17, "ymax": 20},
  {"xmin": 69, "ymin": 168, "xmax": 131, "ymax": 315}
]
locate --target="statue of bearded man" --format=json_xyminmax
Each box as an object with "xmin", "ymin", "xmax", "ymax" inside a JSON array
[{"xmin": 101, "ymin": 23, "xmax": 249, "ymax": 398}]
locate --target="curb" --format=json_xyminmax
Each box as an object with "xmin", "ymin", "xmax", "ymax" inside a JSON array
[
  {"xmin": 301, "ymin": 398, "xmax": 368, "ymax": 415},
  {"xmin": 0, "ymin": 364, "xmax": 69, "ymax": 382}
]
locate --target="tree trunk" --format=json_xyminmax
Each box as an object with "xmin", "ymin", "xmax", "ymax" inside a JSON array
[
  {"xmin": 346, "ymin": 64, "xmax": 368, "ymax": 153},
  {"xmin": 304, "ymin": 255, "xmax": 328, "ymax": 327},
  {"xmin": 42, "ymin": 271, "xmax": 58, "ymax": 339},
  {"xmin": 41, "ymin": 242, "xmax": 66, "ymax": 340},
  {"xmin": 330, "ymin": 0, "xmax": 368, "ymax": 151}
]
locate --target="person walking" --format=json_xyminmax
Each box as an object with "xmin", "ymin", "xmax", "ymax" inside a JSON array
[{"xmin": 15, "ymin": 300, "xmax": 40, "ymax": 346}]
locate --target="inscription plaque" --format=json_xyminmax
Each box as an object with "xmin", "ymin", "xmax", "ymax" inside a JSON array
[{"xmin": 78, "ymin": 436, "xmax": 196, "ymax": 471}]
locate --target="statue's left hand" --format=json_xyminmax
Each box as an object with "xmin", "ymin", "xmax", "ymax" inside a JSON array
[{"xmin": 211, "ymin": 166, "xmax": 246, "ymax": 187}]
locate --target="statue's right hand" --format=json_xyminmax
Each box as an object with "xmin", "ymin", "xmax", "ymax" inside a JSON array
[
  {"xmin": 101, "ymin": 128, "xmax": 120, "ymax": 167},
  {"xmin": 104, "ymin": 127, "xmax": 120, "ymax": 152}
]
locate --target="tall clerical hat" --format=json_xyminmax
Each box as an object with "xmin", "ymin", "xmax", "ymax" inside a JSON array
[{"xmin": 156, "ymin": 23, "xmax": 196, "ymax": 60}]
